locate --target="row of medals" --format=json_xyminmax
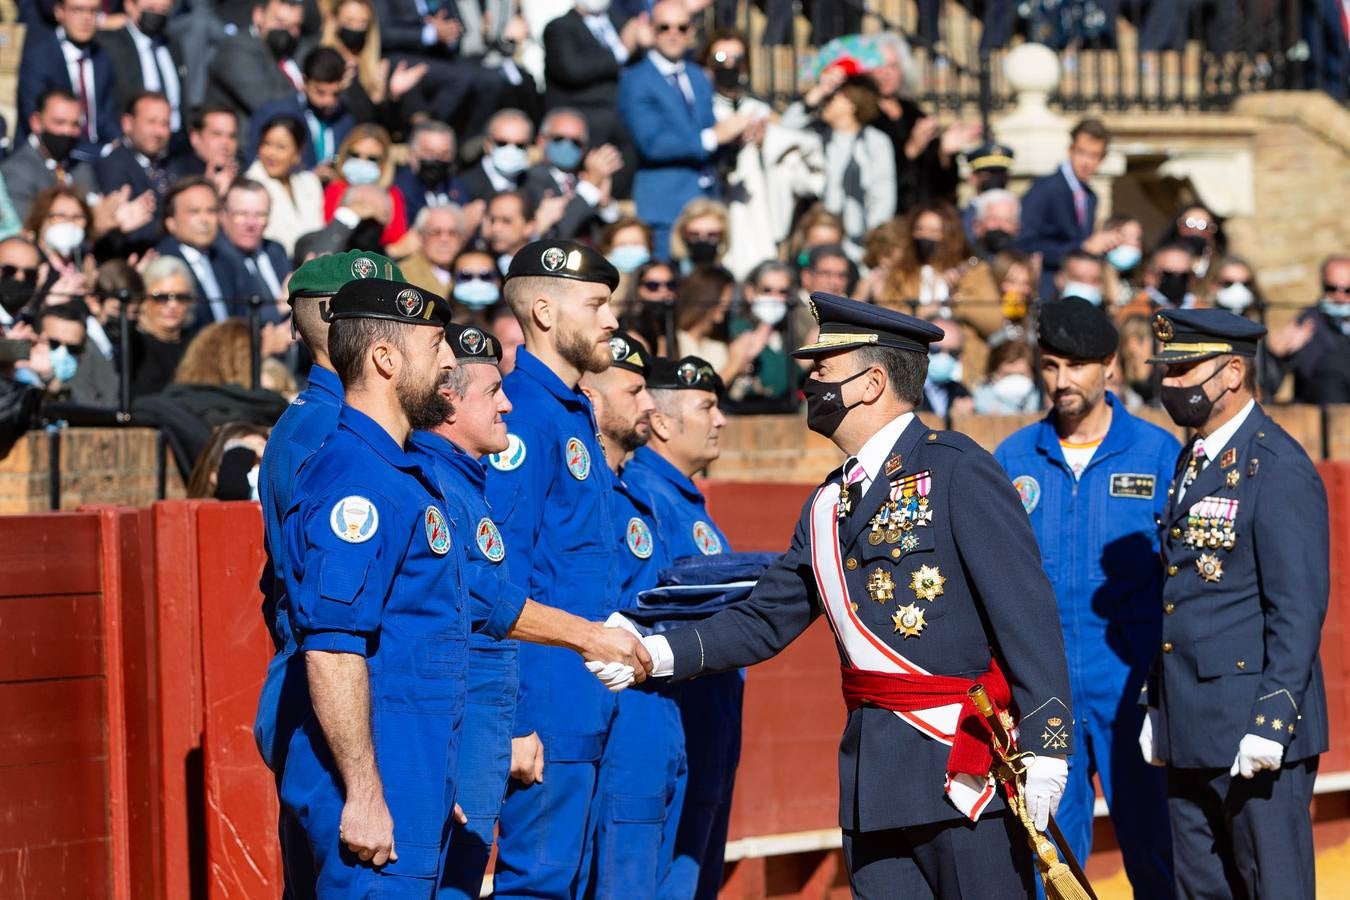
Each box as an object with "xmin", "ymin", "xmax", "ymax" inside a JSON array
[
  {"xmin": 863, "ymin": 495, "xmax": 939, "ymax": 640},
  {"xmin": 1184, "ymin": 465, "xmax": 1240, "ymax": 583}
]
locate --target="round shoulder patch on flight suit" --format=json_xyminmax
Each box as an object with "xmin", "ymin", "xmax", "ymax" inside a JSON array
[
  {"xmin": 1013, "ymin": 475, "xmax": 1041, "ymax": 514},
  {"xmin": 489, "ymin": 433, "xmax": 527, "ymax": 471},
  {"xmin": 565, "ymin": 437, "xmax": 591, "ymax": 480},
  {"xmin": 330, "ymin": 495, "xmax": 379, "ymax": 543},
  {"xmin": 424, "ymin": 506, "xmax": 452, "ymax": 555},
  {"xmin": 626, "ymin": 517, "xmax": 654, "ymax": 559},
  {"xmin": 476, "ymin": 517, "xmax": 505, "ymax": 563},
  {"xmin": 692, "ymin": 520, "xmax": 723, "ymax": 555}
]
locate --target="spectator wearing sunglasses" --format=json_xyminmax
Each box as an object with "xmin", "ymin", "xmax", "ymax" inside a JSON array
[
  {"xmin": 1267, "ymin": 254, "xmax": 1350, "ymax": 404},
  {"xmin": 321, "ymin": 124, "xmax": 415, "ymax": 256},
  {"xmin": 461, "ymin": 108, "xmax": 535, "ymax": 202},
  {"xmin": 0, "ymin": 237, "xmax": 44, "ymax": 327},
  {"xmin": 128, "ymin": 254, "xmax": 197, "ymax": 397},
  {"xmin": 723, "ymin": 258, "xmax": 804, "ymax": 413},
  {"xmin": 12, "ymin": 300, "xmax": 89, "ymax": 400},
  {"xmin": 447, "ymin": 246, "xmax": 501, "ymax": 328},
  {"xmin": 524, "ymin": 107, "xmax": 623, "ymax": 242},
  {"xmin": 618, "ymin": 258, "xmax": 677, "ymax": 353},
  {"xmin": 1161, "ymin": 202, "xmax": 1228, "ymax": 280},
  {"xmin": 403, "ymin": 204, "xmax": 466, "ymax": 297}
]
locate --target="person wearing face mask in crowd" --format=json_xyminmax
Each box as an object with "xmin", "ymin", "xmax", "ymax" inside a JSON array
[
  {"xmin": 971, "ymin": 339, "xmax": 1040, "ymax": 415},
  {"xmin": 97, "ymin": 0, "xmax": 185, "ymax": 136},
  {"xmin": 669, "ymin": 197, "xmax": 730, "ymax": 274},
  {"xmin": 1163, "ymin": 203, "xmax": 1227, "ymax": 280},
  {"xmin": 917, "ymin": 313, "xmax": 974, "ymax": 423},
  {"xmin": 724, "ymin": 259, "xmax": 803, "ymax": 413},
  {"xmin": 960, "ymin": 141, "xmax": 1014, "ymax": 242},
  {"xmin": 968, "ymin": 188, "xmax": 1020, "ymax": 263},
  {"xmin": 619, "ymin": 259, "xmax": 677, "ymax": 353},
  {"xmin": 392, "ymin": 121, "xmax": 473, "ymax": 225},
  {"xmin": 402, "ymin": 204, "xmax": 465, "ymax": 296},
  {"xmin": 462, "ymin": 109, "xmax": 536, "ymax": 202},
  {"xmin": 25, "ymin": 186, "xmax": 95, "ymax": 309},
  {"xmin": 2, "ymin": 89, "xmax": 98, "ymax": 223},
  {"xmin": 1118, "ymin": 243, "xmax": 1200, "ymax": 324},
  {"xmin": 248, "ymin": 48, "xmax": 357, "ymax": 172},
  {"xmin": 320, "ymin": 0, "xmax": 428, "ymax": 145},
  {"xmin": 674, "ymin": 264, "xmax": 770, "ymax": 388},
  {"xmin": 0, "ymin": 238, "xmax": 46, "ymax": 329},
  {"xmin": 1207, "ymin": 256, "xmax": 1285, "ymax": 400},
  {"xmin": 1101, "ymin": 213, "xmax": 1144, "ymax": 299},
  {"xmin": 323, "ymin": 124, "xmax": 417, "ymax": 256},
  {"xmin": 206, "ymin": 0, "xmax": 313, "ymax": 138},
  {"xmin": 12, "ymin": 301, "xmax": 90, "ymax": 400},
  {"xmin": 1056, "ymin": 250, "xmax": 1108, "ymax": 309},
  {"xmin": 524, "ymin": 107, "xmax": 624, "ymax": 241},
  {"xmin": 1266, "ymin": 253, "xmax": 1350, "ymax": 404},
  {"xmin": 185, "ymin": 422, "xmax": 269, "ymax": 500},
  {"xmin": 18, "ymin": 0, "xmax": 122, "ymax": 146},
  {"xmin": 448, "ymin": 248, "xmax": 503, "ymax": 327},
  {"xmin": 990, "ymin": 249, "xmax": 1036, "ymax": 329},
  {"xmin": 598, "ymin": 215, "xmax": 653, "ymax": 306}
]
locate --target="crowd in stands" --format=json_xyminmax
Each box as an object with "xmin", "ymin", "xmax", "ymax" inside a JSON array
[{"xmin": 0, "ymin": 0, "xmax": 1345, "ymax": 488}]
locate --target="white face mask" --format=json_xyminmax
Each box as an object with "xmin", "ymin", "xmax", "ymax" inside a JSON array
[
  {"xmin": 489, "ymin": 144, "xmax": 529, "ymax": 178},
  {"xmin": 751, "ymin": 297, "xmax": 787, "ymax": 326},
  {"xmin": 990, "ymin": 372, "xmax": 1035, "ymax": 407},
  {"xmin": 578, "ymin": 0, "xmax": 610, "ymax": 13},
  {"xmin": 341, "ymin": 157, "xmax": 382, "ymax": 186},
  {"xmin": 1061, "ymin": 281, "xmax": 1102, "ymax": 306},
  {"xmin": 43, "ymin": 222, "xmax": 85, "ymax": 258},
  {"xmin": 1214, "ymin": 282, "xmax": 1255, "ymax": 312}
]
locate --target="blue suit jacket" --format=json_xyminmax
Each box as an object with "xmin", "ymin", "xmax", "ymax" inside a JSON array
[
  {"xmin": 247, "ymin": 95, "xmax": 354, "ymax": 170},
  {"xmin": 94, "ymin": 141, "xmax": 165, "ymax": 251},
  {"xmin": 617, "ymin": 54, "xmax": 717, "ymax": 228},
  {"xmin": 217, "ymin": 235, "xmax": 292, "ymax": 322},
  {"xmin": 155, "ymin": 234, "xmax": 252, "ymax": 325},
  {"xmin": 1015, "ymin": 167, "xmax": 1096, "ymax": 300},
  {"xmin": 18, "ymin": 28, "xmax": 122, "ymax": 147},
  {"xmin": 392, "ymin": 164, "xmax": 474, "ymax": 224}
]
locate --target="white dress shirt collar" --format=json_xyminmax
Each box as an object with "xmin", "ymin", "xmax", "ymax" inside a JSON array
[
  {"xmin": 850, "ymin": 412, "xmax": 915, "ymax": 492},
  {"xmin": 1196, "ymin": 397, "xmax": 1256, "ymax": 464}
]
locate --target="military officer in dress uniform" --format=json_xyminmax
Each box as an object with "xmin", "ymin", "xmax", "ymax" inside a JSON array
[
  {"xmin": 486, "ymin": 240, "xmax": 654, "ymax": 899},
  {"xmin": 274, "ymin": 278, "xmax": 463, "ymax": 896},
  {"xmin": 607, "ymin": 293, "xmax": 1075, "ymax": 899},
  {"xmin": 1141, "ymin": 308, "xmax": 1329, "ymax": 899},
  {"xmin": 624, "ymin": 355, "xmax": 742, "ymax": 900},
  {"xmin": 994, "ymin": 298, "xmax": 1176, "ymax": 895}
]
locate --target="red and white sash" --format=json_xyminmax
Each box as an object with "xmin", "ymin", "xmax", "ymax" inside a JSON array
[{"xmin": 809, "ymin": 481, "xmax": 998, "ymax": 820}]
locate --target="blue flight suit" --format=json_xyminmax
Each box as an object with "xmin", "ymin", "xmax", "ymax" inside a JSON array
[
  {"xmin": 485, "ymin": 347, "xmax": 622, "ymax": 899},
  {"xmin": 408, "ymin": 432, "xmax": 530, "ymax": 900},
  {"xmin": 994, "ymin": 392, "xmax": 1178, "ymax": 896},
  {"xmin": 1153, "ymin": 403, "xmax": 1328, "ymax": 899},
  {"xmin": 591, "ymin": 472, "xmax": 687, "ymax": 898},
  {"xmin": 276, "ymin": 405, "xmax": 470, "ymax": 897},
  {"xmin": 624, "ymin": 446, "xmax": 741, "ymax": 900}
]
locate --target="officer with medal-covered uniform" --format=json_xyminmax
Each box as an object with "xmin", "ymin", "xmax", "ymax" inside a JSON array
[
  {"xmin": 1141, "ymin": 308, "xmax": 1329, "ymax": 899},
  {"xmin": 274, "ymin": 278, "xmax": 464, "ymax": 896},
  {"xmin": 624, "ymin": 355, "xmax": 742, "ymax": 900},
  {"xmin": 607, "ymin": 293, "xmax": 1075, "ymax": 898},
  {"xmin": 993, "ymin": 299, "xmax": 1177, "ymax": 895},
  {"xmin": 485, "ymin": 240, "xmax": 652, "ymax": 898}
]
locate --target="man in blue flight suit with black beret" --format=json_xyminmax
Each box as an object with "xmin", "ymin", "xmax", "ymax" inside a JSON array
[
  {"xmin": 1141, "ymin": 308, "xmax": 1329, "ymax": 899},
  {"xmin": 623, "ymin": 354, "xmax": 741, "ymax": 900},
  {"xmin": 487, "ymin": 239, "xmax": 654, "ymax": 899},
  {"xmin": 606, "ymin": 293, "xmax": 1075, "ymax": 898},
  {"xmin": 275, "ymin": 277, "xmax": 463, "ymax": 896},
  {"xmin": 994, "ymin": 298, "xmax": 1177, "ymax": 896}
]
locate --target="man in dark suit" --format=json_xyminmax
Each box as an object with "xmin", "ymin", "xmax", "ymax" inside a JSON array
[
  {"xmin": 155, "ymin": 176, "xmax": 250, "ymax": 326},
  {"xmin": 205, "ymin": 0, "xmax": 308, "ymax": 136},
  {"xmin": 392, "ymin": 120, "xmax": 473, "ymax": 223},
  {"xmin": 247, "ymin": 47, "xmax": 354, "ymax": 170},
  {"xmin": 522, "ymin": 107, "xmax": 622, "ymax": 242},
  {"xmin": 218, "ymin": 178, "xmax": 290, "ymax": 307},
  {"xmin": 18, "ymin": 0, "xmax": 122, "ymax": 147},
  {"xmin": 610, "ymin": 292, "xmax": 1074, "ymax": 897},
  {"xmin": 0, "ymin": 89, "xmax": 98, "ymax": 220},
  {"xmin": 459, "ymin": 108, "xmax": 532, "ymax": 202},
  {"xmin": 617, "ymin": 0, "xmax": 747, "ymax": 257},
  {"xmin": 94, "ymin": 91, "xmax": 173, "ymax": 254},
  {"xmin": 1143, "ymin": 309, "xmax": 1329, "ymax": 899},
  {"xmin": 1270, "ymin": 255, "xmax": 1350, "ymax": 404},
  {"xmin": 1016, "ymin": 118, "xmax": 1121, "ymax": 301},
  {"xmin": 167, "ymin": 105, "xmax": 241, "ymax": 193},
  {"xmin": 96, "ymin": 0, "xmax": 185, "ymax": 135}
]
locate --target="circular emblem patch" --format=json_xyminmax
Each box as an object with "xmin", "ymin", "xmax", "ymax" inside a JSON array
[
  {"xmin": 692, "ymin": 520, "xmax": 723, "ymax": 555},
  {"xmin": 350, "ymin": 256, "xmax": 376, "ymax": 279},
  {"xmin": 459, "ymin": 327, "xmax": 485, "ymax": 356},
  {"xmin": 488, "ymin": 433, "xmax": 527, "ymax": 472},
  {"xmin": 329, "ymin": 495, "xmax": 379, "ymax": 543},
  {"xmin": 609, "ymin": 335, "xmax": 629, "ymax": 362},
  {"xmin": 424, "ymin": 506, "xmax": 451, "ymax": 555},
  {"xmin": 476, "ymin": 517, "xmax": 505, "ymax": 563},
  {"xmin": 1013, "ymin": 475, "xmax": 1041, "ymax": 515},
  {"xmin": 565, "ymin": 437, "xmax": 591, "ymax": 480},
  {"xmin": 677, "ymin": 361, "xmax": 699, "ymax": 386},
  {"xmin": 396, "ymin": 288, "xmax": 425, "ymax": 318},
  {"xmin": 541, "ymin": 246, "xmax": 567, "ymax": 271},
  {"xmin": 626, "ymin": 517, "xmax": 654, "ymax": 559}
]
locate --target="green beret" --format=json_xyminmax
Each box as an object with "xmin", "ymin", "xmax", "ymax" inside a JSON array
[
  {"xmin": 289, "ymin": 250, "xmax": 406, "ymax": 300},
  {"xmin": 447, "ymin": 323, "xmax": 502, "ymax": 363},
  {"xmin": 327, "ymin": 279, "xmax": 451, "ymax": 327},
  {"xmin": 504, "ymin": 239, "xmax": 620, "ymax": 291}
]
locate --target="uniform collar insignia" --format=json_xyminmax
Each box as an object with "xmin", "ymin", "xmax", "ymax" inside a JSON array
[{"xmin": 1220, "ymin": 447, "xmax": 1237, "ymax": 468}]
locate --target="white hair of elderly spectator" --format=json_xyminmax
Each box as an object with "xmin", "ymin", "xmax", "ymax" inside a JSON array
[
  {"xmin": 972, "ymin": 189, "xmax": 1021, "ymax": 226},
  {"xmin": 410, "ymin": 120, "xmax": 455, "ymax": 147},
  {"xmin": 486, "ymin": 108, "xmax": 534, "ymax": 140},
  {"xmin": 874, "ymin": 32, "xmax": 922, "ymax": 100},
  {"xmin": 414, "ymin": 203, "xmax": 465, "ymax": 234},
  {"xmin": 143, "ymin": 255, "xmax": 197, "ymax": 297},
  {"xmin": 539, "ymin": 107, "xmax": 589, "ymax": 144}
]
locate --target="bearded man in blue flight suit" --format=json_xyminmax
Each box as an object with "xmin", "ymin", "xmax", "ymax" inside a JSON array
[
  {"xmin": 581, "ymin": 331, "xmax": 689, "ymax": 897},
  {"xmin": 993, "ymin": 298, "xmax": 1177, "ymax": 896},
  {"xmin": 486, "ymin": 240, "xmax": 655, "ymax": 899},
  {"xmin": 623, "ymin": 355, "xmax": 740, "ymax": 900}
]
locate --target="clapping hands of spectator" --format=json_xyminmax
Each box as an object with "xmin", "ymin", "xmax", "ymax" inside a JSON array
[
  {"xmin": 532, "ymin": 193, "xmax": 570, "ymax": 238},
  {"xmin": 803, "ymin": 65, "xmax": 848, "ymax": 109},
  {"xmin": 115, "ymin": 190, "xmax": 157, "ymax": 236},
  {"xmin": 712, "ymin": 112, "xmax": 751, "ymax": 146},
  {"xmin": 427, "ymin": 12, "xmax": 462, "ymax": 46},
  {"xmin": 44, "ymin": 257, "xmax": 89, "ymax": 304},
  {"xmin": 938, "ymin": 120, "xmax": 982, "ymax": 162},
  {"xmin": 724, "ymin": 324, "xmax": 773, "ymax": 380},
  {"xmin": 742, "ymin": 115, "xmax": 769, "ymax": 147},
  {"xmin": 581, "ymin": 144, "xmax": 623, "ymax": 205},
  {"xmin": 621, "ymin": 12, "xmax": 654, "ymax": 52},
  {"xmin": 386, "ymin": 60, "xmax": 427, "ymax": 103},
  {"xmin": 10, "ymin": 321, "xmax": 52, "ymax": 385},
  {"xmin": 1266, "ymin": 315, "xmax": 1317, "ymax": 358},
  {"xmin": 206, "ymin": 160, "xmax": 240, "ymax": 199},
  {"xmin": 904, "ymin": 116, "xmax": 940, "ymax": 160},
  {"xmin": 1081, "ymin": 227, "xmax": 1124, "ymax": 256}
]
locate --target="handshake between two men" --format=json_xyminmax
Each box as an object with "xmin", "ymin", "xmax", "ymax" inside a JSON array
[{"xmin": 585, "ymin": 613, "xmax": 672, "ymax": 691}]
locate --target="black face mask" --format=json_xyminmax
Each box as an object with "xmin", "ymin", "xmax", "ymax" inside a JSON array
[
  {"xmin": 337, "ymin": 27, "xmax": 368, "ymax": 52},
  {"xmin": 0, "ymin": 277, "xmax": 35, "ymax": 316},
  {"xmin": 980, "ymin": 229, "xmax": 1013, "ymax": 256},
  {"xmin": 416, "ymin": 159, "xmax": 452, "ymax": 188},
  {"xmin": 913, "ymin": 238, "xmax": 937, "ymax": 263},
  {"xmin": 977, "ymin": 171, "xmax": 1009, "ymax": 192},
  {"xmin": 1160, "ymin": 361, "xmax": 1230, "ymax": 429},
  {"xmin": 138, "ymin": 10, "xmax": 168, "ymax": 36},
  {"xmin": 265, "ymin": 28, "xmax": 298, "ymax": 59},
  {"xmin": 713, "ymin": 66, "xmax": 742, "ymax": 91},
  {"xmin": 349, "ymin": 218, "xmax": 385, "ymax": 251},
  {"xmin": 1157, "ymin": 271, "xmax": 1190, "ymax": 306},
  {"xmin": 685, "ymin": 238, "xmax": 719, "ymax": 265},
  {"xmin": 802, "ymin": 368, "xmax": 869, "ymax": 437},
  {"xmin": 1179, "ymin": 234, "xmax": 1209, "ymax": 258},
  {"xmin": 40, "ymin": 131, "xmax": 76, "ymax": 163}
]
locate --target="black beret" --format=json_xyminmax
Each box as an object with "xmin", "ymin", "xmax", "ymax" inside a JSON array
[
  {"xmin": 504, "ymin": 239, "xmax": 620, "ymax": 291},
  {"xmin": 446, "ymin": 323, "xmax": 501, "ymax": 363},
  {"xmin": 647, "ymin": 355, "xmax": 723, "ymax": 395},
  {"xmin": 607, "ymin": 330, "xmax": 651, "ymax": 375},
  {"xmin": 1148, "ymin": 308, "xmax": 1267, "ymax": 365},
  {"xmin": 326, "ymin": 279, "xmax": 451, "ymax": 327},
  {"xmin": 793, "ymin": 291, "xmax": 944, "ymax": 359},
  {"xmin": 1037, "ymin": 297, "xmax": 1119, "ymax": 360}
]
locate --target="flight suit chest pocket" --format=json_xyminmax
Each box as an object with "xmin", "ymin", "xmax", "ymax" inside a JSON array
[
  {"xmin": 857, "ymin": 524, "xmax": 935, "ymax": 565},
  {"xmin": 1195, "ymin": 637, "xmax": 1262, "ymax": 680}
]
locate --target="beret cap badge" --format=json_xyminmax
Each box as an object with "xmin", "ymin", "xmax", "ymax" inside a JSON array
[
  {"xmin": 351, "ymin": 256, "xmax": 376, "ymax": 279},
  {"xmin": 396, "ymin": 288, "xmax": 425, "ymax": 318},
  {"xmin": 541, "ymin": 247, "xmax": 567, "ymax": 271}
]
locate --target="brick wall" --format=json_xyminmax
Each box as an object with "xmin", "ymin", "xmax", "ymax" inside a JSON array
[{"xmin": 0, "ymin": 428, "xmax": 180, "ymax": 513}]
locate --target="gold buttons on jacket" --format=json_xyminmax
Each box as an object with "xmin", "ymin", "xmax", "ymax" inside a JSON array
[
  {"xmin": 845, "ymin": 558, "xmax": 858, "ymax": 570},
  {"xmin": 1170, "ymin": 527, "xmax": 1182, "ymax": 539},
  {"xmin": 1162, "ymin": 642, "xmax": 1174, "ymax": 653},
  {"xmin": 1167, "ymin": 564, "xmax": 1179, "ymax": 576},
  {"xmin": 1237, "ymin": 659, "xmax": 1246, "ymax": 670},
  {"xmin": 1164, "ymin": 603, "xmax": 1175, "ymax": 615}
]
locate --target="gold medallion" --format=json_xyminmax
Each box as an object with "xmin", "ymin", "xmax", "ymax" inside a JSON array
[
  {"xmin": 1196, "ymin": 553, "xmax": 1224, "ymax": 583},
  {"xmin": 884, "ymin": 524, "xmax": 905, "ymax": 543},
  {"xmin": 868, "ymin": 526, "xmax": 884, "ymax": 546},
  {"xmin": 892, "ymin": 603, "xmax": 926, "ymax": 638},
  {"xmin": 909, "ymin": 564, "xmax": 946, "ymax": 601},
  {"xmin": 1226, "ymin": 470, "xmax": 1240, "ymax": 489},
  {"xmin": 867, "ymin": 568, "xmax": 895, "ymax": 604}
]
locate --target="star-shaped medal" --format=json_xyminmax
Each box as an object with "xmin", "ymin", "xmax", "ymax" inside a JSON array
[
  {"xmin": 1196, "ymin": 553, "xmax": 1224, "ymax": 583},
  {"xmin": 892, "ymin": 603, "xmax": 926, "ymax": 638},
  {"xmin": 909, "ymin": 564, "xmax": 946, "ymax": 601}
]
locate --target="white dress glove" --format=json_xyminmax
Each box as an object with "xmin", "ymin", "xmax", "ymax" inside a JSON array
[
  {"xmin": 1138, "ymin": 707, "xmax": 1165, "ymax": 767},
  {"xmin": 1230, "ymin": 733, "xmax": 1285, "ymax": 779},
  {"xmin": 585, "ymin": 660, "xmax": 635, "ymax": 692},
  {"xmin": 1023, "ymin": 755, "xmax": 1068, "ymax": 833},
  {"xmin": 603, "ymin": 612, "xmax": 675, "ymax": 677}
]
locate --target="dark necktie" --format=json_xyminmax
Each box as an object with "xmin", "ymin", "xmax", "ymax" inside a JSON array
[
  {"xmin": 666, "ymin": 70, "xmax": 692, "ymax": 112},
  {"xmin": 76, "ymin": 53, "xmax": 94, "ymax": 141}
]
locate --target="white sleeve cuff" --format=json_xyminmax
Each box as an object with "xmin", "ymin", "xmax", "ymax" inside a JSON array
[
  {"xmin": 421, "ymin": 23, "xmax": 438, "ymax": 46},
  {"xmin": 700, "ymin": 127, "xmax": 718, "ymax": 153},
  {"xmin": 333, "ymin": 206, "xmax": 361, "ymax": 229},
  {"xmin": 573, "ymin": 179, "xmax": 601, "ymax": 208},
  {"xmin": 644, "ymin": 634, "xmax": 675, "ymax": 677}
]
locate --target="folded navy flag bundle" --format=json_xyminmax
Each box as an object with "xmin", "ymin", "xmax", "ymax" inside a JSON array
[{"xmin": 626, "ymin": 552, "xmax": 781, "ymax": 634}]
